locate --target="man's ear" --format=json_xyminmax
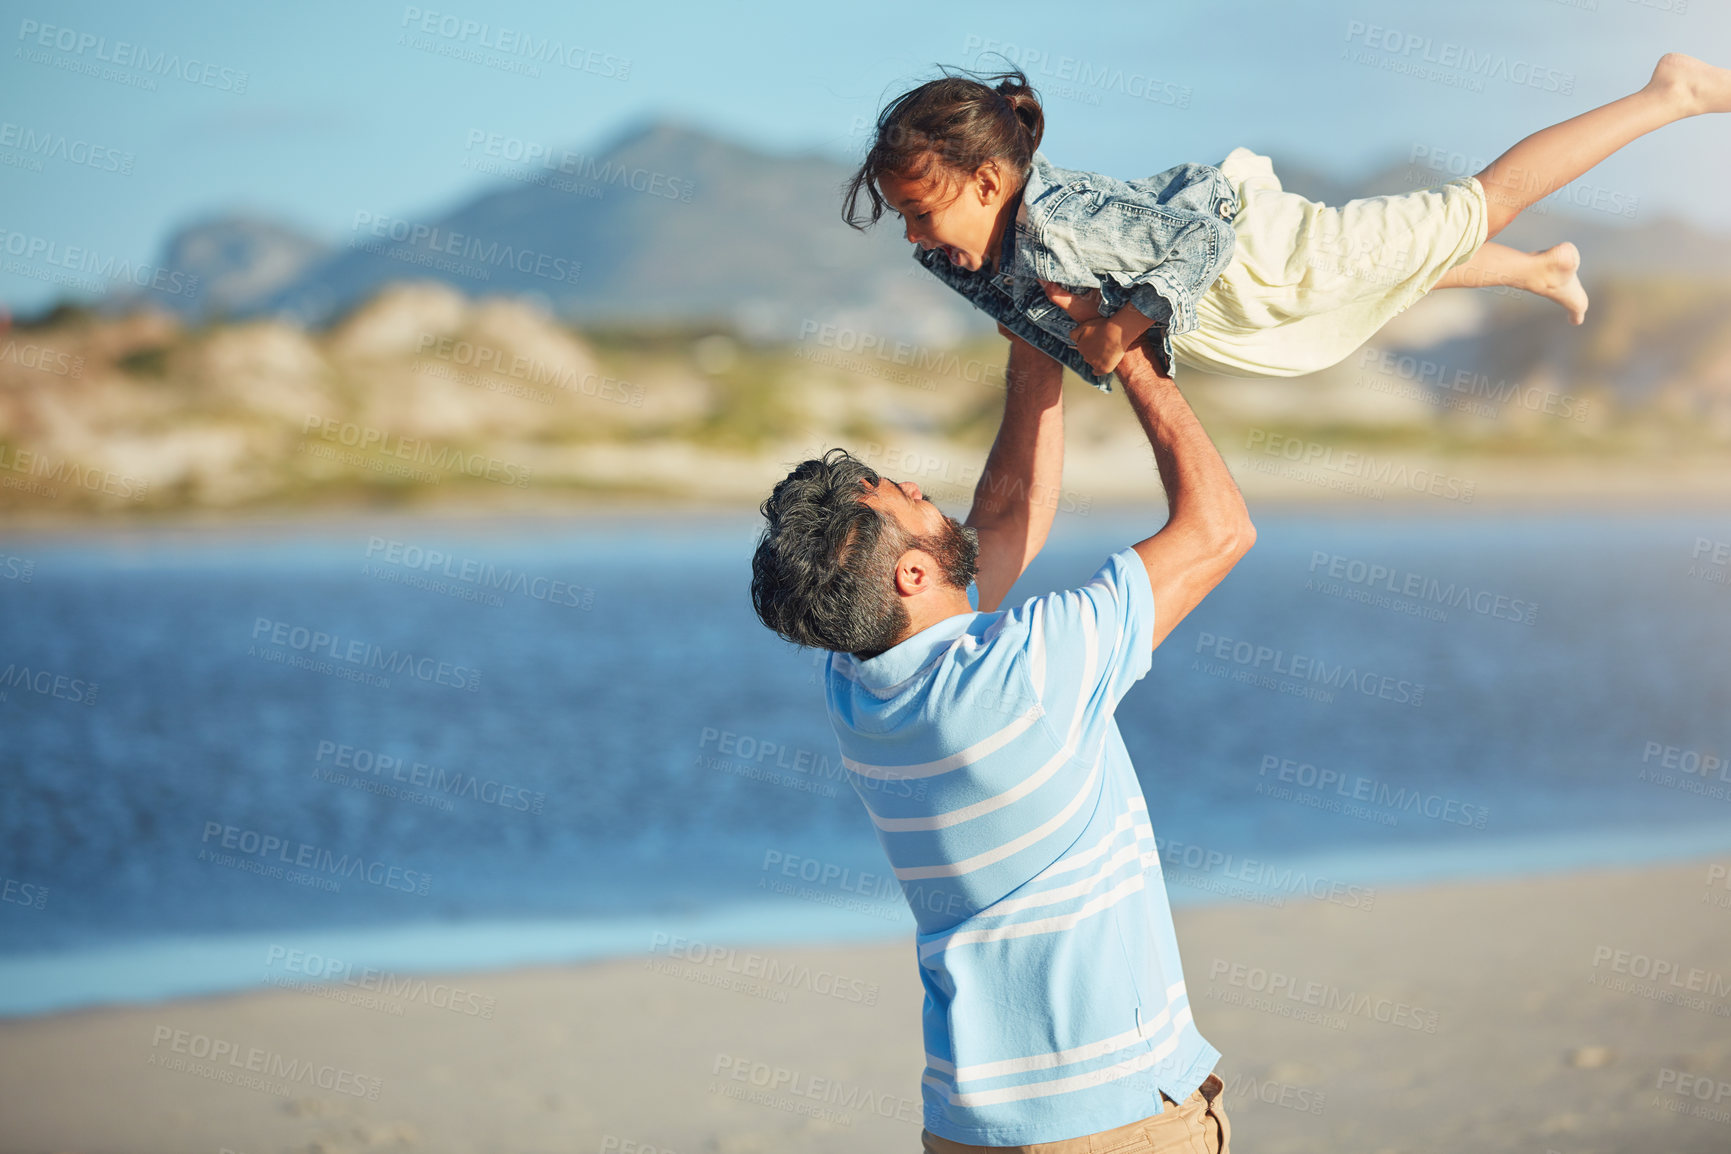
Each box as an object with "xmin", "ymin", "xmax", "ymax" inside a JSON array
[{"xmin": 893, "ymin": 547, "xmax": 935, "ymax": 597}]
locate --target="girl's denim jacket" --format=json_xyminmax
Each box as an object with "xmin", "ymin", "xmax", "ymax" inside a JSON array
[{"xmin": 915, "ymin": 151, "xmax": 1238, "ymax": 390}]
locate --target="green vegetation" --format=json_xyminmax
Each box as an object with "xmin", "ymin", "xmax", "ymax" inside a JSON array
[{"xmin": 118, "ymin": 344, "xmax": 172, "ymax": 379}]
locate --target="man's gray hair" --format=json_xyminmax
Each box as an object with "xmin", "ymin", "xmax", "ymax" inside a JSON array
[{"xmin": 750, "ymin": 448, "xmax": 911, "ymax": 657}]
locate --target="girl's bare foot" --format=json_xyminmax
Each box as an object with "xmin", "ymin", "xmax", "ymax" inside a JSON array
[
  {"xmin": 1647, "ymin": 53, "xmax": 1731, "ymax": 117},
  {"xmin": 1535, "ymin": 242, "xmax": 1589, "ymax": 325}
]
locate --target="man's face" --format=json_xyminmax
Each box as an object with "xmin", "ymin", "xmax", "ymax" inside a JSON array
[
  {"xmin": 860, "ymin": 476, "xmax": 979, "ymax": 591},
  {"xmin": 877, "ymin": 162, "xmax": 1010, "ymax": 273},
  {"xmin": 860, "ymin": 475, "xmax": 944, "ymax": 537}
]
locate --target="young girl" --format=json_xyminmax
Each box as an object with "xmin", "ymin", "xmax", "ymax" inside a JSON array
[{"xmin": 843, "ymin": 56, "xmax": 1731, "ymax": 387}]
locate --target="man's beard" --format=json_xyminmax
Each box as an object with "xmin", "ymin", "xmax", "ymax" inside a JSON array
[{"xmin": 908, "ymin": 516, "xmax": 981, "ymax": 591}]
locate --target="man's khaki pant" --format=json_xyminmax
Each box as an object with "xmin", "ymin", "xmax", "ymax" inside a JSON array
[{"xmin": 920, "ymin": 1073, "xmax": 1230, "ymax": 1154}]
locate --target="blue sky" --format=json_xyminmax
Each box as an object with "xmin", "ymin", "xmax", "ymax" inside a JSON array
[{"xmin": 3, "ymin": 0, "xmax": 1729, "ymax": 314}]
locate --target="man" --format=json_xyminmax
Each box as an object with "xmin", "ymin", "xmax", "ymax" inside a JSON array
[{"xmin": 750, "ymin": 281, "xmax": 1254, "ymax": 1153}]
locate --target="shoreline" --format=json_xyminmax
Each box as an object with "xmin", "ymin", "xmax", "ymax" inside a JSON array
[
  {"xmin": 5, "ymin": 818, "xmax": 1729, "ymax": 1020},
  {"xmin": 3, "ymin": 485, "xmax": 1731, "ymax": 544}
]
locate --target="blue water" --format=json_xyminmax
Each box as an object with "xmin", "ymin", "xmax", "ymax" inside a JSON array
[{"xmin": 1, "ymin": 511, "xmax": 1729, "ymax": 1015}]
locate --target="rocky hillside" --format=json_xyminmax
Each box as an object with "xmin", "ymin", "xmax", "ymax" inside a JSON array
[{"xmin": 3, "ymin": 268, "xmax": 1729, "ymax": 519}]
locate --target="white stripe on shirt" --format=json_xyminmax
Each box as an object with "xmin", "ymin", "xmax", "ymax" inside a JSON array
[
  {"xmin": 925, "ymin": 981, "xmax": 1192, "ymax": 1081},
  {"xmin": 865, "ymin": 738, "xmax": 1077, "ymax": 832},
  {"xmin": 893, "ymin": 758, "xmax": 1102, "ymax": 881},
  {"xmin": 969, "ymin": 840, "xmax": 1147, "ymax": 921},
  {"xmin": 926, "ymin": 1005, "xmax": 1196, "ymax": 1108},
  {"xmin": 919, "ymin": 871, "xmax": 1146, "ymax": 960},
  {"xmin": 840, "ymin": 705, "xmax": 1045, "ymax": 781},
  {"xmin": 1037, "ymin": 798, "xmax": 1149, "ymax": 879}
]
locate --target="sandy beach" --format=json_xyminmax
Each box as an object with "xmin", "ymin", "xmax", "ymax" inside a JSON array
[{"xmin": 2, "ymin": 856, "xmax": 1727, "ymax": 1154}]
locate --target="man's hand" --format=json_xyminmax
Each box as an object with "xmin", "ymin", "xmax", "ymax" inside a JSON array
[{"xmin": 1039, "ymin": 282, "xmax": 1156, "ymax": 377}]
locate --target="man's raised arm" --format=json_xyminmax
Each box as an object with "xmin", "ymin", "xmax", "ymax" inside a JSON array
[
  {"xmin": 965, "ymin": 327, "xmax": 1066, "ymax": 613},
  {"xmin": 1041, "ymin": 283, "xmax": 1255, "ymax": 651}
]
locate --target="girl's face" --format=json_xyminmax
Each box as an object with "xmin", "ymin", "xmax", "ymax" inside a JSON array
[{"xmin": 877, "ymin": 159, "xmax": 1016, "ymax": 273}]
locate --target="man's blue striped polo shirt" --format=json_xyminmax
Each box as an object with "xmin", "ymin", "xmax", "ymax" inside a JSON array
[{"xmin": 823, "ymin": 548, "xmax": 1220, "ymax": 1146}]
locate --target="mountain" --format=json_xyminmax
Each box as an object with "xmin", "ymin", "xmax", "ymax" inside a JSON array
[
  {"xmin": 247, "ymin": 120, "xmax": 979, "ymax": 345},
  {"xmin": 112, "ymin": 214, "xmax": 331, "ymax": 322}
]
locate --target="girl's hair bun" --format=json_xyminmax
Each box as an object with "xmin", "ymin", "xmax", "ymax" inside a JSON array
[{"xmin": 993, "ymin": 74, "xmax": 1045, "ymax": 154}]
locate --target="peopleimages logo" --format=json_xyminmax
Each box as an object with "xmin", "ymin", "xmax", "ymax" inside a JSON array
[
  {"xmin": 15, "ymin": 19, "xmax": 250, "ymax": 92},
  {"xmin": 0, "ymin": 660, "xmax": 98, "ymax": 706},
  {"xmin": 364, "ymin": 537, "xmax": 596, "ymax": 610},
  {"xmin": 313, "ymin": 740, "xmax": 545, "ymax": 815},
  {"xmin": 959, "ymin": 35, "xmax": 1192, "ymax": 107},
  {"xmin": 649, "ymin": 932, "xmax": 882, "ymax": 1007},
  {"xmin": 1355, "ymin": 346, "xmax": 1591, "ymax": 422},
  {"xmin": 0, "ymin": 875, "xmax": 49, "ymax": 910},
  {"xmin": 1341, "ymin": 21, "xmax": 1574, "ymax": 95},
  {"xmin": 199, "ymin": 822, "xmax": 433, "ymax": 895},
  {"xmin": 1193, "ymin": 630, "xmax": 1425, "ymax": 707},
  {"xmin": 148, "ymin": 1025, "xmax": 380, "ymax": 1100},
  {"xmin": 461, "ymin": 130, "xmax": 691, "ymax": 202},
  {"xmin": 1257, "ymin": 755, "xmax": 1489, "ymax": 829},
  {"xmin": 1207, "ymin": 957, "xmax": 1441, "ymax": 1032},
  {"xmin": 264, "ymin": 945, "xmax": 496, "ymax": 1018},
  {"xmin": 0, "ymin": 443, "xmax": 151, "ymax": 501},
  {"xmin": 398, "ymin": 6, "xmax": 630, "ymax": 80},
  {"xmin": 0, "ymin": 228, "xmax": 195, "ymax": 298},
  {"xmin": 1160, "ymin": 840, "xmax": 1377, "ymax": 910},
  {"xmin": 1244, "ymin": 429, "xmax": 1475, "ymax": 503},
  {"xmin": 349, "ymin": 212, "xmax": 581, "ymax": 285},
  {"xmin": 0, "ymin": 120, "xmax": 133, "ymax": 174},
  {"xmin": 0, "ymin": 337, "xmax": 84, "ymax": 377},
  {"xmin": 1590, "ymin": 946, "xmax": 1731, "ymax": 1001},
  {"xmin": 414, "ymin": 335, "xmax": 643, "ymax": 407},
  {"xmin": 249, "ymin": 617, "xmax": 482, "ymax": 692},
  {"xmin": 697, "ymin": 726, "xmax": 924, "ymax": 800},
  {"xmin": 1306, "ymin": 550, "xmax": 1538, "ymax": 627},
  {"xmin": 796, "ymin": 320, "xmax": 1005, "ymax": 389},
  {"xmin": 300, "ymin": 415, "xmax": 533, "ymax": 487}
]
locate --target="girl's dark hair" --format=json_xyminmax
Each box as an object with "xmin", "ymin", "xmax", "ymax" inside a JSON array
[{"xmin": 843, "ymin": 65, "xmax": 1044, "ymax": 231}]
